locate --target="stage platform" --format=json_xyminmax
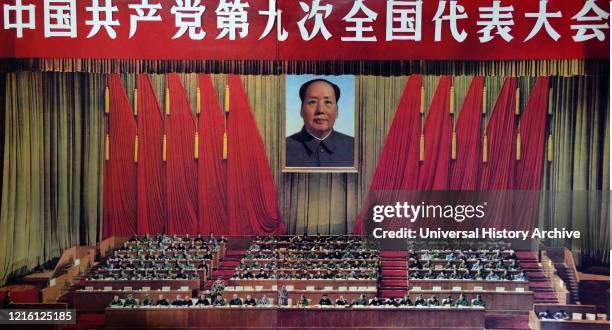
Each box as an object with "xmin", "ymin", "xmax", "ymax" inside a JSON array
[{"xmin": 106, "ymin": 306, "xmax": 486, "ymax": 329}]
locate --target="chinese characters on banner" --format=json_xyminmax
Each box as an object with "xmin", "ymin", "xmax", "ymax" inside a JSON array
[{"xmin": 0, "ymin": 0, "xmax": 609, "ymax": 60}]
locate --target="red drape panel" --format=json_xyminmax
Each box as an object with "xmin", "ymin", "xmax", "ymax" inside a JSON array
[
  {"xmin": 197, "ymin": 74, "xmax": 228, "ymax": 235},
  {"xmin": 479, "ymin": 77, "xmax": 518, "ymax": 230},
  {"xmin": 166, "ymin": 73, "xmax": 198, "ymax": 235},
  {"xmin": 450, "ymin": 77, "xmax": 484, "ymax": 190},
  {"xmin": 353, "ymin": 75, "xmax": 423, "ymax": 234},
  {"xmin": 136, "ymin": 74, "xmax": 166, "ymax": 235},
  {"xmin": 417, "ymin": 76, "xmax": 453, "ymax": 190},
  {"xmin": 448, "ymin": 77, "xmax": 485, "ymax": 231},
  {"xmin": 515, "ymin": 77, "xmax": 549, "ymax": 189},
  {"xmin": 397, "ymin": 75, "xmax": 425, "ymax": 190},
  {"xmin": 103, "ymin": 74, "xmax": 137, "ymax": 237},
  {"xmin": 480, "ymin": 77, "xmax": 518, "ymax": 190},
  {"xmin": 514, "ymin": 77, "xmax": 549, "ymax": 230},
  {"xmin": 226, "ymin": 75, "xmax": 284, "ymax": 235},
  {"xmin": 414, "ymin": 76, "xmax": 454, "ymax": 231}
]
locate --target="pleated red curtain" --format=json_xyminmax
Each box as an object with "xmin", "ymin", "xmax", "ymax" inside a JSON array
[
  {"xmin": 479, "ymin": 77, "xmax": 518, "ymax": 230},
  {"xmin": 197, "ymin": 74, "xmax": 228, "ymax": 235},
  {"xmin": 103, "ymin": 74, "xmax": 137, "ymax": 237},
  {"xmin": 136, "ymin": 74, "xmax": 166, "ymax": 235},
  {"xmin": 480, "ymin": 77, "xmax": 518, "ymax": 190},
  {"xmin": 417, "ymin": 76, "xmax": 453, "ymax": 190},
  {"xmin": 166, "ymin": 73, "xmax": 198, "ymax": 234},
  {"xmin": 515, "ymin": 77, "xmax": 549, "ymax": 189},
  {"xmin": 397, "ymin": 75, "xmax": 425, "ymax": 191},
  {"xmin": 448, "ymin": 77, "xmax": 485, "ymax": 231},
  {"xmin": 450, "ymin": 77, "xmax": 484, "ymax": 190},
  {"xmin": 353, "ymin": 75, "xmax": 423, "ymax": 234},
  {"xmin": 226, "ymin": 75, "xmax": 284, "ymax": 235},
  {"xmin": 514, "ymin": 77, "xmax": 549, "ymax": 230},
  {"xmin": 353, "ymin": 76, "xmax": 550, "ymax": 234},
  {"xmin": 100, "ymin": 74, "xmax": 549, "ymax": 237},
  {"xmin": 411, "ymin": 76, "xmax": 454, "ymax": 231}
]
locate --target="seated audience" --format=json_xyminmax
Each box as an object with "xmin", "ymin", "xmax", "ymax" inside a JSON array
[
  {"xmin": 455, "ymin": 293, "xmax": 469, "ymax": 307},
  {"xmin": 171, "ymin": 294, "xmax": 186, "ymax": 306},
  {"xmin": 244, "ymin": 294, "xmax": 257, "ymax": 306},
  {"xmin": 471, "ymin": 294, "xmax": 485, "ymax": 307},
  {"xmin": 335, "ymin": 295, "xmax": 348, "ymax": 306},
  {"xmin": 427, "ymin": 295, "xmax": 440, "ymax": 306},
  {"xmin": 485, "ymin": 271, "xmax": 500, "ymax": 281},
  {"xmin": 537, "ymin": 310, "xmax": 552, "ymax": 319},
  {"xmin": 384, "ymin": 298, "xmax": 399, "ymax": 307},
  {"xmin": 183, "ymin": 295, "xmax": 193, "ymax": 306},
  {"xmin": 241, "ymin": 270, "xmax": 254, "ymax": 279},
  {"xmin": 441, "ymin": 295, "xmax": 453, "ymax": 306},
  {"xmin": 229, "ymin": 294, "xmax": 243, "ymax": 306},
  {"xmin": 504, "ymin": 251, "xmax": 517, "ymax": 260},
  {"xmin": 553, "ymin": 310, "xmax": 570, "ymax": 320},
  {"xmin": 195, "ymin": 293, "xmax": 210, "ymax": 306},
  {"xmin": 369, "ymin": 296, "xmax": 384, "ymax": 306},
  {"xmin": 318, "ymin": 294, "xmax": 332, "ymax": 306},
  {"xmin": 234, "ymin": 235, "xmax": 380, "ymax": 281},
  {"xmin": 258, "ymin": 295, "xmax": 271, "ymax": 306},
  {"xmin": 399, "ymin": 295, "xmax": 413, "ymax": 306},
  {"xmin": 123, "ymin": 294, "xmax": 138, "ymax": 307},
  {"xmin": 155, "ymin": 294, "xmax": 169, "ymax": 306},
  {"xmin": 414, "ymin": 294, "xmax": 427, "ymax": 307},
  {"xmin": 298, "ymin": 294, "xmax": 309, "ymax": 307},
  {"xmin": 109, "ymin": 295, "xmax": 123, "ymax": 307},
  {"xmin": 409, "ymin": 272, "xmax": 423, "ymax": 280},
  {"xmin": 513, "ymin": 271, "xmax": 527, "ymax": 281},
  {"xmin": 409, "ymin": 259, "xmax": 423, "ymax": 270},
  {"xmin": 213, "ymin": 294, "xmax": 226, "ymax": 306},
  {"xmin": 351, "ymin": 294, "xmax": 368, "ymax": 306},
  {"xmin": 142, "ymin": 294, "xmax": 153, "ymax": 306}
]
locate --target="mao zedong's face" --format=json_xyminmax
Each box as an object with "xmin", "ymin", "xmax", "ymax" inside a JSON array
[{"xmin": 300, "ymin": 81, "xmax": 338, "ymax": 139}]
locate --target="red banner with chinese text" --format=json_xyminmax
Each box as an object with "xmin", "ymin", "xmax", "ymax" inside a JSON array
[{"xmin": 0, "ymin": 0, "xmax": 608, "ymax": 60}]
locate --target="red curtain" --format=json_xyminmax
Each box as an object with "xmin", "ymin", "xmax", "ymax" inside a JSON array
[
  {"xmin": 450, "ymin": 77, "xmax": 484, "ymax": 190},
  {"xmin": 396, "ymin": 75, "xmax": 425, "ymax": 191},
  {"xmin": 480, "ymin": 77, "xmax": 518, "ymax": 190},
  {"xmin": 479, "ymin": 77, "xmax": 518, "ymax": 230},
  {"xmin": 226, "ymin": 75, "xmax": 284, "ymax": 235},
  {"xmin": 412, "ymin": 76, "xmax": 454, "ymax": 231},
  {"xmin": 448, "ymin": 77, "xmax": 485, "ymax": 231},
  {"xmin": 197, "ymin": 74, "xmax": 228, "ymax": 235},
  {"xmin": 103, "ymin": 74, "xmax": 137, "ymax": 237},
  {"xmin": 353, "ymin": 76, "xmax": 552, "ymax": 234},
  {"xmin": 417, "ymin": 76, "xmax": 453, "ymax": 190},
  {"xmin": 353, "ymin": 75, "xmax": 423, "ymax": 234},
  {"xmin": 136, "ymin": 74, "xmax": 166, "ymax": 235},
  {"xmin": 166, "ymin": 73, "xmax": 198, "ymax": 234},
  {"xmin": 515, "ymin": 77, "xmax": 549, "ymax": 190},
  {"xmin": 514, "ymin": 77, "xmax": 549, "ymax": 230},
  {"xmin": 100, "ymin": 74, "xmax": 548, "ymax": 237}
]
